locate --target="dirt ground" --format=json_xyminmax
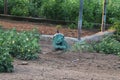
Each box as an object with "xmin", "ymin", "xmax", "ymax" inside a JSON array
[
  {"xmin": 0, "ymin": 19, "xmax": 98, "ymax": 38},
  {"xmin": 0, "ymin": 40, "xmax": 120, "ymax": 80},
  {"xmin": 0, "ymin": 19, "xmax": 120, "ymax": 80}
]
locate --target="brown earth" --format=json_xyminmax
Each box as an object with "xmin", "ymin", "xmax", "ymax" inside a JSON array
[
  {"xmin": 0, "ymin": 19, "xmax": 99, "ymax": 38},
  {"xmin": 0, "ymin": 40, "xmax": 120, "ymax": 80},
  {"xmin": 0, "ymin": 19, "xmax": 120, "ymax": 80}
]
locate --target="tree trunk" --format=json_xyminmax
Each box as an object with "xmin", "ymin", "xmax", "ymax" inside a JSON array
[{"xmin": 4, "ymin": 0, "xmax": 8, "ymax": 14}]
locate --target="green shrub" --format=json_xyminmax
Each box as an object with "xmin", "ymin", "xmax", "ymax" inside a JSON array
[
  {"xmin": 15, "ymin": 29, "xmax": 40, "ymax": 60},
  {"xmin": 93, "ymin": 36, "xmax": 120, "ymax": 55},
  {"xmin": 0, "ymin": 52, "xmax": 14, "ymax": 73},
  {"xmin": 8, "ymin": 0, "xmax": 29, "ymax": 16},
  {"xmin": 68, "ymin": 23, "xmax": 77, "ymax": 29},
  {"xmin": 72, "ymin": 35, "xmax": 120, "ymax": 56},
  {"xmin": 28, "ymin": 0, "xmax": 43, "ymax": 17},
  {"xmin": 83, "ymin": 20, "xmax": 94, "ymax": 29},
  {"xmin": 0, "ymin": 31, "xmax": 14, "ymax": 72},
  {"xmin": 107, "ymin": 1, "xmax": 120, "ymax": 24},
  {"xmin": 110, "ymin": 21, "xmax": 120, "ymax": 41},
  {"xmin": 94, "ymin": 21, "xmax": 120, "ymax": 54},
  {"xmin": 72, "ymin": 41, "xmax": 94, "ymax": 53},
  {"xmin": 0, "ymin": 28, "xmax": 40, "ymax": 60},
  {"xmin": 40, "ymin": 0, "xmax": 63, "ymax": 20},
  {"xmin": 111, "ymin": 22, "xmax": 120, "ymax": 33}
]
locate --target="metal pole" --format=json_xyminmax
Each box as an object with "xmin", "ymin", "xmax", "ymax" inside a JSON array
[
  {"xmin": 4, "ymin": 0, "xmax": 8, "ymax": 14},
  {"xmin": 78, "ymin": 0, "xmax": 84, "ymax": 40},
  {"xmin": 101, "ymin": 0, "xmax": 107, "ymax": 32}
]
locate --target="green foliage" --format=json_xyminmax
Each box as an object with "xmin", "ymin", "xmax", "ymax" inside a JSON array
[
  {"xmin": 1, "ymin": 0, "xmax": 120, "ymax": 28},
  {"xmin": 61, "ymin": 0, "xmax": 79, "ymax": 21},
  {"xmin": 40, "ymin": 0, "xmax": 66, "ymax": 20},
  {"xmin": 107, "ymin": 1, "xmax": 120, "ymax": 23},
  {"xmin": 93, "ymin": 36, "xmax": 120, "ymax": 55},
  {"xmin": 0, "ymin": 52, "xmax": 14, "ymax": 73},
  {"xmin": 72, "ymin": 35, "xmax": 120, "ymax": 56},
  {"xmin": 83, "ymin": 20, "xmax": 94, "ymax": 29},
  {"xmin": 28, "ymin": 0, "xmax": 43, "ymax": 17},
  {"xmin": 110, "ymin": 21, "xmax": 120, "ymax": 41},
  {"xmin": 68, "ymin": 23, "xmax": 77, "ymax": 29},
  {"xmin": 0, "ymin": 28, "xmax": 40, "ymax": 60},
  {"xmin": 72, "ymin": 41, "xmax": 94, "ymax": 53},
  {"xmin": 83, "ymin": 0, "xmax": 102, "ymax": 23},
  {"xmin": 0, "ymin": 30, "xmax": 14, "ymax": 72},
  {"xmin": 0, "ymin": 0, "xmax": 4, "ymax": 14},
  {"xmin": 111, "ymin": 22, "xmax": 120, "ymax": 33},
  {"xmin": 8, "ymin": 0, "xmax": 29, "ymax": 16},
  {"xmin": 15, "ymin": 29, "xmax": 40, "ymax": 60}
]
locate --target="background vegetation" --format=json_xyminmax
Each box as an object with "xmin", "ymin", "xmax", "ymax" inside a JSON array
[
  {"xmin": 0, "ymin": 0, "xmax": 4, "ymax": 14},
  {"xmin": 0, "ymin": 0, "xmax": 120, "ymax": 29}
]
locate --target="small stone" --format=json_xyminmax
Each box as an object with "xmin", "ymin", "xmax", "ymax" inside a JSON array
[
  {"xmin": 72, "ymin": 59, "xmax": 79, "ymax": 62},
  {"xmin": 18, "ymin": 61, "xmax": 28, "ymax": 65}
]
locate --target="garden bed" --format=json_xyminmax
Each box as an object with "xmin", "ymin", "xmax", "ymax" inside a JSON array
[
  {"xmin": 0, "ymin": 40, "xmax": 120, "ymax": 80},
  {"xmin": 0, "ymin": 19, "xmax": 120, "ymax": 80}
]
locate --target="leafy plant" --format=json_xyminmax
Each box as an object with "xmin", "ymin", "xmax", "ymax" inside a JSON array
[
  {"xmin": 83, "ymin": 20, "xmax": 94, "ymax": 29},
  {"xmin": 0, "ymin": 52, "xmax": 14, "ymax": 73},
  {"xmin": 111, "ymin": 22, "xmax": 120, "ymax": 33},
  {"xmin": 0, "ymin": 31, "xmax": 14, "ymax": 72},
  {"xmin": 93, "ymin": 36, "xmax": 120, "ymax": 55},
  {"xmin": 15, "ymin": 29, "xmax": 40, "ymax": 60},
  {"xmin": 0, "ymin": 28, "xmax": 40, "ymax": 60},
  {"xmin": 72, "ymin": 35, "xmax": 120, "ymax": 56},
  {"xmin": 68, "ymin": 23, "xmax": 77, "ymax": 29},
  {"xmin": 28, "ymin": 0, "xmax": 43, "ymax": 17},
  {"xmin": 72, "ymin": 41, "xmax": 94, "ymax": 53},
  {"xmin": 8, "ymin": 0, "xmax": 29, "ymax": 16},
  {"xmin": 110, "ymin": 21, "xmax": 120, "ymax": 41},
  {"xmin": 0, "ymin": 0, "xmax": 4, "ymax": 14}
]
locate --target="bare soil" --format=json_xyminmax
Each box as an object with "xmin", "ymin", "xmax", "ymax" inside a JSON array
[
  {"xmin": 0, "ymin": 19, "xmax": 120, "ymax": 80},
  {"xmin": 0, "ymin": 19, "xmax": 98, "ymax": 38},
  {"xmin": 0, "ymin": 40, "xmax": 120, "ymax": 80}
]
